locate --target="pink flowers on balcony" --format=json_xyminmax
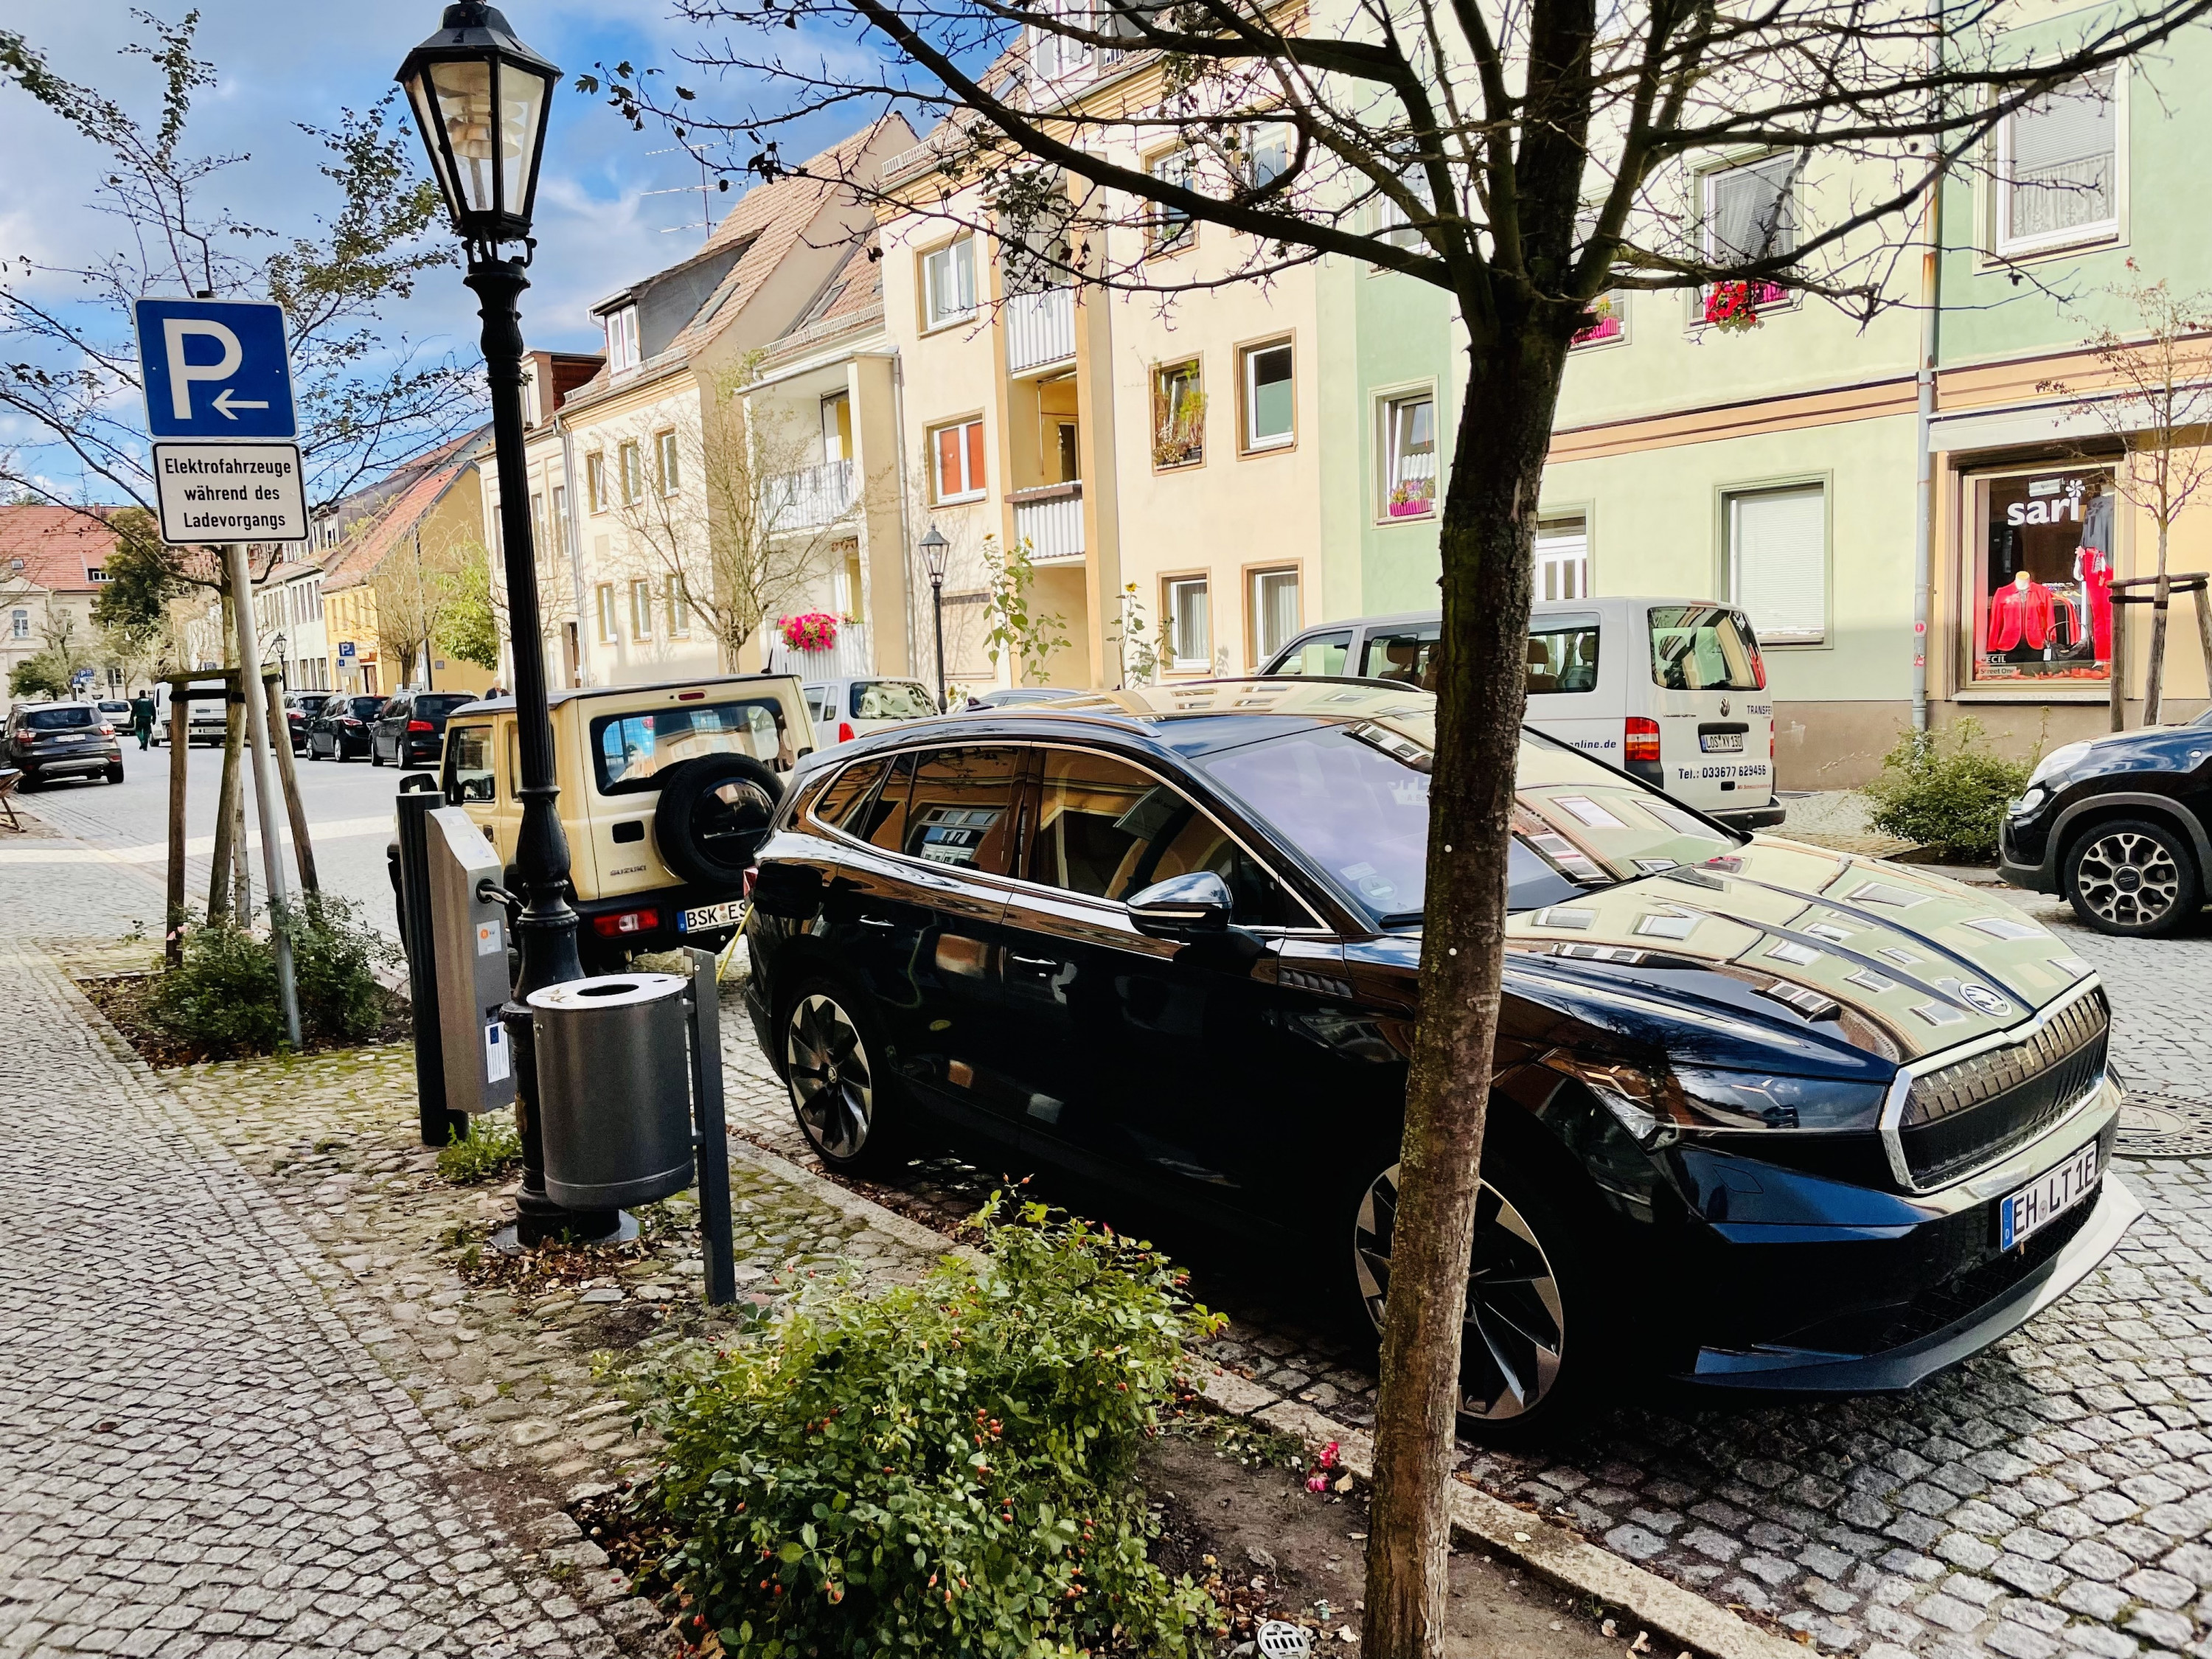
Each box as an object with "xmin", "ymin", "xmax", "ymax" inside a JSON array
[{"xmin": 778, "ymin": 612, "xmax": 841, "ymax": 653}]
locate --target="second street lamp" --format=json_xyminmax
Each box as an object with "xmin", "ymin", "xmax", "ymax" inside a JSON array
[
  {"xmin": 399, "ymin": 3, "xmax": 614, "ymax": 1244},
  {"xmin": 919, "ymin": 523, "xmax": 951, "ymax": 712}
]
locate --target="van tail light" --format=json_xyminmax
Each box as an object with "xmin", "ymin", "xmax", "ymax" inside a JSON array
[
  {"xmin": 1624, "ymin": 717, "xmax": 1661, "ymax": 765},
  {"xmin": 742, "ymin": 868, "xmax": 758, "ymax": 899},
  {"xmin": 591, "ymin": 907, "xmax": 661, "ymax": 938},
  {"xmin": 838, "ymin": 721, "xmax": 855, "ymax": 743},
  {"xmin": 406, "ymin": 720, "xmax": 435, "ymax": 734}
]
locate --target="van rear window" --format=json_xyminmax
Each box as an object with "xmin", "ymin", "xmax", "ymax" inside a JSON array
[
  {"xmin": 591, "ymin": 699, "xmax": 791, "ymax": 795},
  {"xmin": 1648, "ymin": 606, "xmax": 1765, "ymax": 692}
]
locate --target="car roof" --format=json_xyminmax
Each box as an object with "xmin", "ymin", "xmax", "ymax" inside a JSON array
[
  {"xmin": 815, "ymin": 678, "xmax": 1437, "ymax": 765},
  {"xmin": 453, "ymin": 672, "xmax": 802, "ymax": 719},
  {"xmin": 1281, "ymin": 597, "xmax": 1742, "ymax": 641}
]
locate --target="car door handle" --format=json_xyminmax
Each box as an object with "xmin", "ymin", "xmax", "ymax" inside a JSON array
[
  {"xmin": 1009, "ymin": 953, "xmax": 1060, "ymax": 969},
  {"xmin": 858, "ymin": 916, "xmax": 897, "ymax": 931}
]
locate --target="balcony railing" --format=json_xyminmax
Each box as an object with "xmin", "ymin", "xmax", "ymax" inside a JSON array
[
  {"xmin": 1013, "ymin": 485, "xmax": 1084, "ymax": 563},
  {"xmin": 768, "ymin": 620, "xmax": 872, "ymax": 680},
  {"xmin": 1005, "ymin": 287, "xmax": 1076, "ymax": 375},
  {"xmin": 765, "ymin": 457, "xmax": 855, "ymax": 531}
]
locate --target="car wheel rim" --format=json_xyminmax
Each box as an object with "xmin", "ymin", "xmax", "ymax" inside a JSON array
[
  {"xmin": 785, "ymin": 993, "xmax": 873, "ymax": 1160},
  {"xmin": 1354, "ymin": 1165, "xmax": 1565, "ymax": 1421},
  {"xmin": 2076, "ymin": 831, "xmax": 2181, "ymax": 928}
]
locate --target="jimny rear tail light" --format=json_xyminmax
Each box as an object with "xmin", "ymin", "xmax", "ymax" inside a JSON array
[{"xmin": 591, "ymin": 908, "xmax": 661, "ymax": 938}]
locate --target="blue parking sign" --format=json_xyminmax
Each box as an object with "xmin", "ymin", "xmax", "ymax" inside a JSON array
[{"xmin": 133, "ymin": 297, "xmax": 296, "ymax": 440}]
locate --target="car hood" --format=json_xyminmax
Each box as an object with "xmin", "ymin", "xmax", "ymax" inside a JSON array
[{"xmin": 1351, "ymin": 836, "xmax": 2094, "ymax": 1077}]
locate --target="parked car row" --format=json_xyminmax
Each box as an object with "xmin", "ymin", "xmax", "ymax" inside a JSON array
[
  {"xmin": 734, "ymin": 679, "xmax": 2135, "ymax": 1440},
  {"xmin": 2, "ymin": 700, "xmax": 124, "ymax": 787}
]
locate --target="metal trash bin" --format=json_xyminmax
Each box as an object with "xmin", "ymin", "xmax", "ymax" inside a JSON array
[{"xmin": 528, "ymin": 973, "xmax": 695, "ymax": 1211}]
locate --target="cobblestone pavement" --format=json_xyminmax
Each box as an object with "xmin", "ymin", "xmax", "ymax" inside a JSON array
[
  {"xmin": 716, "ymin": 877, "xmax": 2212, "ymax": 1659},
  {"xmin": 2, "ymin": 936, "xmax": 940, "ymax": 1659}
]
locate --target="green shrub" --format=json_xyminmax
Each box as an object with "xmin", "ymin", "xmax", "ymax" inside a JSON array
[
  {"xmin": 436, "ymin": 1114, "xmax": 521, "ymax": 1183},
  {"xmin": 1861, "ymin": 719, "xmax": 2035, "ymax": 862},
  {"xmin": 150, "ymin": 894, "xmax": 397, "ymax": 1056},
  {"xmin": 645, "ymin": 1199, "xmax": 1225, "ymax": 1659}
]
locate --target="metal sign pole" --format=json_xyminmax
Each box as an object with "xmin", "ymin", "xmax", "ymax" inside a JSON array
[{"xmin": 226, "ymin": 541, "xmax": 302, "ymax": 1048}]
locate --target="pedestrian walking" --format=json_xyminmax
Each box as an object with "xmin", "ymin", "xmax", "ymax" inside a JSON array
[{"xmin": 129, "ymin": 689, "xmax": 156, "ymax": 751}]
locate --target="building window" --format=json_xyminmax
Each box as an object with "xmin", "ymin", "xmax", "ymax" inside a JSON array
[
  {"xmin": 549, "ymin": 485, "xmax": 568, "ymax": 553},
  {"xmin": 1571, "ymin": 293, "xmax": 1626, "ymax": 348},
  {"xmin": 1164, "ymin": 577, "xmax": 1210, "ymax": 671},
  {"xmin": 1152, "ymin": 360, "xmax": 1204, "ymax": 469},
  {"xmin": 1997, "ymin": 72, "xmax": 2118, "ymax": 255},
  {"xmin": 1245, "ymin": 122, "xmax": 1292, "ymax": 189},
  {"xmin": 931, "ymin": 417, "xmax": 987, "ymax": 504},
  {"xmin": 595, "ymin": 583, "xmax": 619, "ymax": 644},
  {"xmin": 1536, "ymin": 515, "xmax": 1589, "ymax": 602},
  {"xmin": 606, "ymin": 305, "xmax": 641, "ymax": 372},
  {"xmin": 1249, "ymin": 567, "xmax": 1299, "ymax": 666},
  {"xmin": 1239, "ymin": 340, "xmax": 1295, "ymax": 453},
  {"xmin": 667, "ymin": 575, "xmax": 691, "ymax": 638},
  {"xmin": 9, "ymin": 610, "xmax": 27, "ymax": 640},
  {"xmin": 656, "ymin": 430, "xmax": 681, "ymax": 494},
  {"xmin": 1374, "ymin": 168, "xmax": 1433, "ymax": 252},
  {"xmin": 1380, "ymin": 392, "xmax": 1436, "ymax": 518},
  {"xmin": 922, "ymin": 237, "xmax": 977, "ymax": 330},
  {"xmin": 619, "ymin": 441, "xmax": 644, "ymax": 505},
  {"xmin": 1703, "ymin": 154, "xmax": 1800, "ymax": 268},
  {"xmin": 529, "ymin": 491, "xmax": 546, "ymax": 552},
  {"xmin": 630, "ymin": 579, "xmax": 655, "ymax": 640},
  {"xmin": 1147, "ymin": 148, "xmax": 1195, "ymax": 254},
  {"xmin": 1725, "ymin": 483, "xmax": 1826, "ymax": 645},
  {"xmin": 1967, "ymin": 465, "xmax": 2112, "ymax": 687},
  {"xmin": 586, "ymin": 453, "xmax": 607, "ymax": 513}
]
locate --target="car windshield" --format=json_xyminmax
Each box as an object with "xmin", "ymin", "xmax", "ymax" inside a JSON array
[
  {"xmin": 591, "ymin": 698, "xmax": 793, "ymax": 794},
  {"xmin": 23, "ymin": 706, "xmax": 95, "ymax": 730},
  {"xmin": 852, "ymin": 681, "xmax": 936, "ymax": 720},
  {"xmin": 1192, "ymin": 718, "xmax": 1738, "ymax": 924},
  {"xmin": 1649, "ymin": 605, "xmax": 1765, "ymax": 691}
]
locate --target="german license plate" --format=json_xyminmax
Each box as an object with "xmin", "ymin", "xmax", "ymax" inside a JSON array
[
  {"xmin": 678, "ymin": 900, "xmax": 744, "ymax": 933},
  {"xmin": 2000, "ymin": 1141, "xmax": 2099, "ymax": 1251},
  {"xmin": 1700, "ymin": 731, "xmax": 1746, "ymax": 753}
]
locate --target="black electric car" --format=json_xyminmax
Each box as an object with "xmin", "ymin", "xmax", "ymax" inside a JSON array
[
  {"xmin": 740, "ymin": 682, "xmax": 2134, "ymax": 1436},
  {"xmin": 1999, "ymin": 709, "xmax": 2212, "ymax": 936}
]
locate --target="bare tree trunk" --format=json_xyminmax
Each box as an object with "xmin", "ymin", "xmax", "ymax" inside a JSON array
[
  {"xmin": 209, "ymin": 689, "xmax": 243, "ymax": 922},
  {"xmin": 1362, "ymin": 327, "xmax": 1564, "ymax": 1659},
  {"xmin": 264, "ymin": 673, "xmax": 318, "ymax": 896},
  {"xmin": 2145, "ymin": 521, "xmax": 2171, "ymax": 726},
  {"xmin": 2194, "ymin": 583, "xmax": 2212, "ymax": 706},
  {"xmin": 2111, "ymin": 591, "xmax": 2129, "ymax": 733}
]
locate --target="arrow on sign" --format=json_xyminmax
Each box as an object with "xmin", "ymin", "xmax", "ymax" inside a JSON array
[{"xmin": 211, "ymin": 387, "xmax": 271, "ymax": 420}]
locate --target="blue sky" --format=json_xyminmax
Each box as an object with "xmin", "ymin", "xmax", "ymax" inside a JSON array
[{"xmin": 0, "ymin": 1, "xmax": 853, "ymax": 481}]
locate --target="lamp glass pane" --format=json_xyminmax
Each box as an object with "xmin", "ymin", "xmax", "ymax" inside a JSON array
[
  {"xmin": 403, "ymin": 72, "xmax": 465, "ymax": 223},
  {"xmin": 496, "ymin": 60, "xmax": 552, "ymax": 223},
  {"xmin": 428, "ymin": 59, "xmax": 498, "ymax": 217}
]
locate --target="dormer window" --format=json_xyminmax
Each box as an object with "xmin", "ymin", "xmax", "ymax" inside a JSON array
[{"xmin": 606, "ymin": 305, "xmax": 641, "ymax": 373}]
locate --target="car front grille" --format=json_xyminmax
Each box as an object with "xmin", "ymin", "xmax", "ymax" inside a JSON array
[{"xmin": 1897, "ymin": 989, "xmax": 2108, "ymax": 1189}]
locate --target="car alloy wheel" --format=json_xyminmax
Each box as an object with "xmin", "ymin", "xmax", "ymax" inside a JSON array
[
  {"xmin": 1354, "ymin": 1164, "xmax": 1566, "ymax": 1422},
  {"xmin": 2073, "ymin": 827, "xmax": 2184, "ymax": 931},
  {"xmin": 785, "ymin": 991, "xmax": 875, "ymax": 1162}
]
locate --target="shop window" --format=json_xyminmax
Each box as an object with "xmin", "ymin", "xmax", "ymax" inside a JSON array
[
  {"xmin": 931, "ymin": 417, "xmax": 987, "ymax": 503},
  {"xmin": 1249, "ymin": 567, "xmax": 1299, "ymax": 667},
  {"xmin": 922, "ymin": 237, "xmax": 977, "ymax": 330},
  {"xmin": 1240, "ymin": 340, "xmax": 1295, "ymax": 452},
  {"xmin": 1153, "ymin": 361, "xmax": 1204, "ymax": 468},
  {"xmin": 1536, "ymin": 515, "xmax": 1588, "ymax": 601},
  {"xmin": 1725, "ymin": 484, "xmax": 1826, "ymax": 644},
  {"xmin": 1147, "ymin": 148, "xmax": 1196, "ymax": 254},
  {"xmin": 1165, "ymin": 575, "xmax": 1211, "ymax": 670},
  {"xmin": 1380, "ymin": 392, "xmax": 1436, "ymax": 518},
  {"xmin": 1969, "ymin": 467, "xmax": 2113, "ymax": 687},
  {"xmin": 1997, "ymin": 72, "xmax": 2118, "ymax": 255}
]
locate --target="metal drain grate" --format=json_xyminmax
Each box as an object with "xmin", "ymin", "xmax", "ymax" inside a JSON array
[{"xmin": 2117, "ymin": 1093, "xmax": 2212, "ymax": 1159}]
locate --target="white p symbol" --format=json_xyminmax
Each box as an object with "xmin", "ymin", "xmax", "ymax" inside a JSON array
[{"xmin": 162, "ymin": 318, "xmax": 243, "ymax": 420}]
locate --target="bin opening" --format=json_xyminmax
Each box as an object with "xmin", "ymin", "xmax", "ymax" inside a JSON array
[{"xmin": 577, "ymin": 981, "xmax": 643, "ymax": 998}]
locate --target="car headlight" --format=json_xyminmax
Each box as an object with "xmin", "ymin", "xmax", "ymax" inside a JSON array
[
  {"xmin": 2027, "ymin": 740, "xmax": 2092, "ymax": 788},
  {"xmin": 1548, "ymin": 1054, "xmax": 1887, "ymax": 1142},
  {"xmin": 2011, "ymin": 785, "xmax": 2048, "ymax": 817}
]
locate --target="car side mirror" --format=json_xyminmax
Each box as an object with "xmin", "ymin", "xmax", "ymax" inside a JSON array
[{"xmin": 1127, "ymin": 871, "xmax": 1234, "ymax": 940}]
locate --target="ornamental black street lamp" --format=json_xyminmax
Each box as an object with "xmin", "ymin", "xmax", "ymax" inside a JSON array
[
  {"xmin": 919, "ymin": 523, "xmax": 950, "ymax": 712},
  {"xmin": 399, "ymin": 4, "xmax": 613, "ymax": 1245}
]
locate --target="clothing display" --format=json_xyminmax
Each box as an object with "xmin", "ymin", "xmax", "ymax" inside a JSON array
[
  {"xmin": 1986, "ymin": 577, "xmax": 2056, "ymax": 654},
  {"xmin": 2076, "ymin": 504, "xmax": 2115, "ymax": 661}
]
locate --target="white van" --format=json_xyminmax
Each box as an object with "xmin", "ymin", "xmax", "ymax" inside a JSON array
[
  {"xmin": 802, "ymin": 676, "xmax": 940, "ymax": 745},
  {"xmin": 1261, "ymin": 597, "xmax": 1783, "ymax": 831},
  {"xmin": 150, "ymin": 677, "xmax": 231, "ymax": 747}
]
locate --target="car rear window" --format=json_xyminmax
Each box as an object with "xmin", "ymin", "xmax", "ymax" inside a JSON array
[
  {"xmin": 23, "ymin": 706, "xmax": 96, "ymax": 730},
  {"xmin": 347, "ymin": 698, "xmax": 384, "ymax": 718},
  {"xmin": 416, "ymin": 694, "xmax": 474, "ymax": 718},
  {"xmin": 591, "ymin": 698, "xmax": 793, "ymax": 795},
  {"xmin": 1649, "ymin": 606, "xmax": 1765, "ymax": 692},
  {"xmin": 851, "ymin": 681, "xmax": 936, "ymax": 720}
]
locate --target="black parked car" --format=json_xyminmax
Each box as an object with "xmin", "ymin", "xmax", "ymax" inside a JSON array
[
  {"xmin": 2000, "ymin": 709, "xmax": 2212, "ymax": 937},
  {"xmin": 282, "ymin": 692, "xmax": 327, "ymax": 756},
  {"xmin": 307, "ymin": 694, "xmax": 385, "ymax": 761},
  {"xmin": 370, "ymin": 690, "xmax": 477, "ymax": 770},
  {"xmin": 4, "ymin": 701, "xmax": 124, "ymax": 787},
  {"xmin": 742, "ymin": 681, "xmax": 2133, "ymax": 1436}
]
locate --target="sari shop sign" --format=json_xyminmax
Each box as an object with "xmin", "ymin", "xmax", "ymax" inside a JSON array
[{"xmin": 1969, "ymin": 466, "xmax": 2113, "ymax": 686}]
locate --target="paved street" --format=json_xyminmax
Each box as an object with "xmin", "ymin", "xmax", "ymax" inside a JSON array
[{"xmin": 7, "ymin": 739, "xmax": 420, "ymax": 940}]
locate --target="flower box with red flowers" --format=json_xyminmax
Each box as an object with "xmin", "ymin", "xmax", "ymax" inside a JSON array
[{"xmin": 778, "ymin": 612, "xmax": 841, "ymax": 653}]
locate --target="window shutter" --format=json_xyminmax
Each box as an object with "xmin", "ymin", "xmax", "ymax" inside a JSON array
[{"xmin": 1729, "ymin": 486, "xmax": 1826, "ymax": 642}]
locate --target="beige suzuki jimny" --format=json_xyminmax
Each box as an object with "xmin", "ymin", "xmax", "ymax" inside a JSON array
[{"xmin": 434, "ymin": 675, "xmax": 814, "ymax": 967}]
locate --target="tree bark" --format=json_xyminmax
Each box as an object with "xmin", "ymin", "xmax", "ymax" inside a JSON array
[
  {"xmin": 209, "ymin": 689, "xmax": 243, "ymax": 923},
  {"xmin": 1361, "ymin": 319, "xmax": 1569, "ymax": 1659},
  {"xmin": 2145, "ymin": 521, "xmax": 2170, "ymax": 727}
]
